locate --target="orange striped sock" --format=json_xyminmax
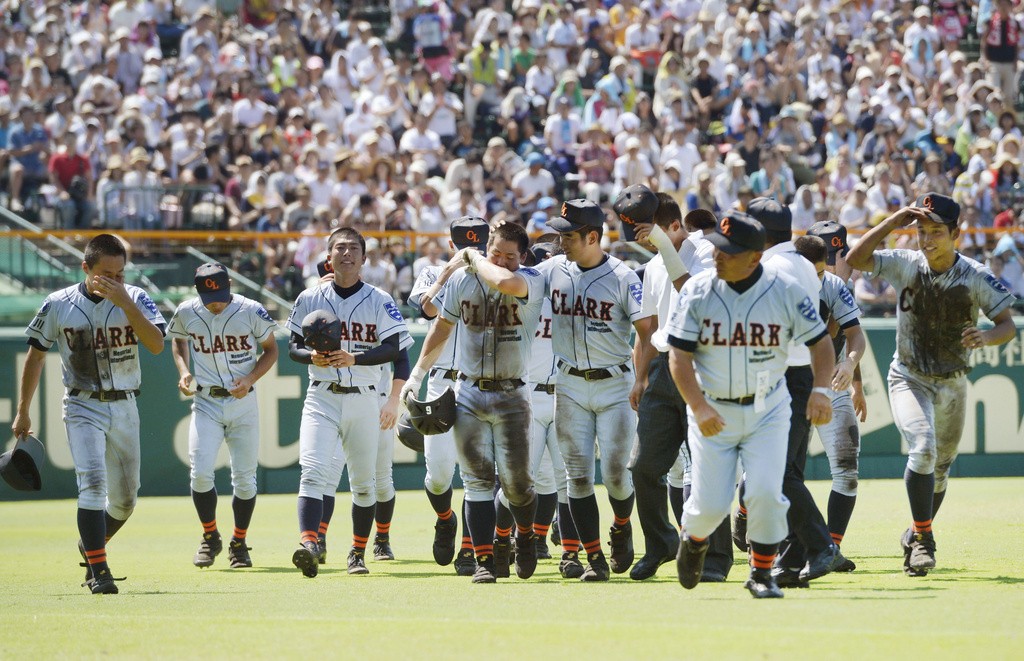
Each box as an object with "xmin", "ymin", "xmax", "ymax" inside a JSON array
[
  {"xmin": 516, "ymin": 524, "xmax": 532, "ymax": 536},
  {"xmin": 318, "ymin": 522, "xmax": 329, "ymax": 537},
  {"xmin": 689, "ymin": 535, "xmax": 707, "ymax": 544},
  {"xmin": 613, "ymin": 515, "xmax": 630, "ymax": 527},
  {"xmin": 84, "ymin": 548, "xmax": 107, "ymax": 565},
  {"xmin": 437, "ymin": 508, "xmax": 454, "ymax": 521},
  {"xmin": 496, "ymin": 525, "xmax": 512, "ymax": 539},
  {"xmin": 202, "ymin": 520, "xmax": 217, "ymax": 534},
  {"xmin": 913, "ymin": 519, "xmax": 932, "ymax": 534},
  {"xmin": 233, "ymin": 527, "xmax": 247, "ymax": 541},
  {"xmin": 376, "ymin": 521, "xmax": 391, "ymax": 537},
  {"xmin": 830, "ymin": 532, "xmax": 844, "ymax": 546},
  {"xmin": 300, "ymin": 530, "xmax": 318, "ymax": 545},
  {"xmin": 474, "ymin": 543, "xmax": 494, "ymax": 561},
  {"xmin": 534, "ymin": 523, "xmax": 550, "ymax": 537},
  {"xmin": 738, "ymin": 505, "xmax": 747, "ymax": 517},
  {"xmin": 562, "ymin": 538, "xmax": 580, "ymax": 553},
  {"xmin": 461, "ymin": 535, "xmax": 473, "ymax": 550},
  {"xmin": 352, "ymin": 534, "xmax": 369, "ymax": 550},
  {"xmin": 750, "ymin": 550, "xmax": 776, "ymax": 570},
  {"xmin": 582, "ymin": 539, "xmax": 602, "ymax": 555}
]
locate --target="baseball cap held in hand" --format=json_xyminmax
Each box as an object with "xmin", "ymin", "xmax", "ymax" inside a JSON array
[
  {"xmin": 807, "ymin": 221, "xmax": 849, "ymax": 265},
  {"xmin": 612, "ymin": 184, "xmax": 660, "ymax": 242},
  {"xmin": 915, "ymin": 193, "xmax": 960, "ymax": 227},
  {"xmin": 450, "ymin": 216, "xmax": 489, "ymax": 251}
]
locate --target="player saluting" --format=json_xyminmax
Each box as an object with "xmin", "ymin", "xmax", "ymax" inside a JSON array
[
  {"xmin": 167, "ymin": 263, "xmax": 279, "ymax": 569},
  {"xmin": 845, "ymin": 194, "xmax": 1017, "ymax": 576},
  {"xmin": 402, "ymin": 221, "xmax": 546, "ymax": 584},
  {"xmin": 13, "ymin": 234, "xmax": 166, "ymax": 594},
  {"xmin": 667, "ymin": 212, "xmax": 835, "ymax": 598},
  {"xmin": 287, "ymin": 228, "xmax": 412, "ymax": 577}
]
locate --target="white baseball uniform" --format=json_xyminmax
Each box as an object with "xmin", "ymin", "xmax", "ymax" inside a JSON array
[
  {"xmin": 166, "ymin": 294, "xmax": 277, "ymax": 500},
  {"xmin": 527, "ymin": 297, "xmax": 564, "ymax": 498}
]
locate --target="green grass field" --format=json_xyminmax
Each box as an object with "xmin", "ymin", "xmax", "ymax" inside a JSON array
[{"xmin": 1, "ymin": 478, "xmax": 1022, "ymax": 660}]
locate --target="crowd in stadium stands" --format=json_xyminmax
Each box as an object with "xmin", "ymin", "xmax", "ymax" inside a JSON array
[{"xmin": 1, "ymin": 0, "xmax": 1023, "ymax": 313}]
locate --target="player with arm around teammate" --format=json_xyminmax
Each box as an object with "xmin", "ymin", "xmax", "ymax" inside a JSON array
[
  {"xmin": 13, "ymin": 234, "xmax": 166, "ymax": 594},
  {"xmin": 544, "ymin": 199, "xmax": 657, "ymax": 581},
  {"xmin": 401, "ymin": 221, "xmax": 546, "ymax": 584},
  {"xmin": 286, "ymin": 227, "xmax": 413, "ymax": 577},
  {"xmin": 668, "ymin": 211, "xmax": 835, "ymax": 598},
  {"xmin": 845, "ymin": 194, "xmax": 1018, "ymax": 576},
  {"xmin": 167, "ymin": 263, "xmax": 279, "ymax": 569}
]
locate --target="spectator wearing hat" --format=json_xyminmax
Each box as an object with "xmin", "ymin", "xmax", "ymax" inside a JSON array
[
  {"xmin": 7, "ymin": 104, "xmax": 50, "ymax": 210},
  {"xmin": 714, "ymin": 153, "xmax": 748, "ymax": 211},
  {"xmin": 180, "ymin": 6, "xmax": 220, "ymax": 63},
  {"xmin": 512, "ymin": 151, "xmax": 555, "ymax": 215},
  {"xmin": 108, "ymin": 27, "xmax": 143, "ymax": 95},
  {"xmin": 123, "ymin": 146, "xmax": 161, "ymax": 229},
  {"xmin": 981, "ymin": 0, "xmax": 1023, "ymax": 104},
  {"xmin": 904, "ymin": 6, "xmax": 940, "ymax": 53}
]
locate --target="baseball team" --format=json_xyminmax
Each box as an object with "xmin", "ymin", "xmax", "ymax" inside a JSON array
[{"xmin": 10, "ymin": 186, "xmax": 1017, "ymax": 597}]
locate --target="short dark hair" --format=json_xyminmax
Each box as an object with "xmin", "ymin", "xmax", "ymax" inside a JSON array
[
  {"xmin": 652, "ymin": 193, "xmax": 682, "ymax": 229},
  {"xmin": 765, "ymin": 229, "xmax": 791, "ymax": 247},
  {"xmin": 684, "ymin": 208, "xmax": 718, "ymax": 231},
  {"xmin": 794, "ymin": 235, "xmax": 828, "ymax": 264},
  {"xmin": 569, "ymin": 223, "xmax": 603, "ymax": 242},
  {"xmin": 327, "ymin": 227, "xmax": 365, "ymax": 254},
  {"xmin": 489, "ymin": 221, "xmax": 529, "ymax": 255},
  {"xmin": 84, "ymin": 234, "xmax": 127, "ymax": 268}
]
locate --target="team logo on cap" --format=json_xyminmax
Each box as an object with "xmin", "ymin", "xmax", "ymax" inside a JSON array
[
  {"xmin": 720, "ymin": 218, "xmax": 731, "ymax": 235},
  {"xmin": 921, "ymin": 195, "xmax": 933, "ymax": 210},
  {"xmin": 465, "ymin": 229, "xmax": 479, "ymax": 243},
  {"xmin": 561, "ymin": 203, "xmax": 568, "ymax": 217},
  {"xmin": 618, "ymin": 213, "xmax": 636, "ymax": 226},
  {"xmin": 205, "ymin": 278, "xmax": 221, "ymax": 290},
  {"xmin": 831, "ymin": 236, "xmax": 844, "ymax": 248}
]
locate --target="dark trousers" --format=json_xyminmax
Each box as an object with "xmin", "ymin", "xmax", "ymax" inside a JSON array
[
  {"xmin": 777, "ymin": 365, "xmax": 832, "ymax": 568},
  {"xmin": 630, "ymin": 353, "xmax": 733, "ymax": 574}
]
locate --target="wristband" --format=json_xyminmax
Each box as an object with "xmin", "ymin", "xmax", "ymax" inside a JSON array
[
  {"xmin": 648, "ymin": 224, "xmax": 688, "ymax": 281},
  {"xmin": 812, "ymin": 387, "xmax": 831, "ymax": 396}
]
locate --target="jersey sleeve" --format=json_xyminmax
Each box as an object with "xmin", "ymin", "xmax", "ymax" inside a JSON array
[
  {"xmin": 621, "ymin": 267, "xmax": 647, "ymax": 322},
  {"xmin": 666, "ymin": 279, "xmax": 703, "ymax": 351},
  {"xmin": 408, "ymin": 265, "xmax": 438, "ymax": 316},
  {"xmin": 867, "ymin": 249, "xmax": 912, "ymax": 286},
  {"xmin": 973, "ymin": 266, "xmax": 1017, "ymax": 320},
  {"xmin": 134, "ymin": 288, "xmax": 166, "ymax": 326},
  {"xmin": 518, "ymin": 266, "xmax": 545, "ymax": 303},
  {"xmin": 25, "ymin": 295, "xmax": 58, "ymax": 350},
  {"xmin": 286, "ymin": 291, "xmax": 311, "ymax": 336},
  {"xmin": 251, "ymin": 303, "xmax": 278, "ymax": 342},
  {"xmin": 166, "ymin": 302, "xmax": 189, "ymax": 338},
  {"xmin": 640, "ymin": 256, "xmax": 660, "ymax": 318},
  {"xmin": 787, "ymin": 284, "xmax": 829, "ymax": 347},
  {"xmin": 437, "ymin": 272, "xmax": 464, "ymax": 324},
  {"xmin": 375, "ymin": 290, "xmax": 412, "ymax": 347},
  {"xmin": 826, "ymin": 274, "xmax": 861, "ymax": 328}
]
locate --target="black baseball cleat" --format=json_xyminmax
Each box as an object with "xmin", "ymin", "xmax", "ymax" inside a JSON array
[
  {"xmin": 901, "ymin": 528, "xmax": 925, "ymax": 576},
  {"xmin": 193, "ymin": 532, "xmax": 223, "ymax": 568},
  {"xmin": 800, "ymin": 543, "xmax": 838, "ymax": 581},
  {"xmin": 535, "ymin": 534, "xmax": 552, "ymax": 560},
  {"xmin": 745, "ymin": 568, "xmax": 784, "ymax": 599},
  {"xmin": 432, "ymin": 514, "xmax": 458, "ymax": 566},
  {"xmin": 832, "ymin": 549, "xmax": 856, "ymax": 572},
  {"xmin": 580, "ymin": 551, "xmax": 610, "ymax": 582},
  {"xmin": 907, "ymin": 530, "xmax": 936, "ymax": 574},
  {"xmin": 550, "ymin": 517, "xmax": 561, "ymax": 547},
  {"xmin": 771, "ymin": 566, "xmax": 809, "ymax": 588},
  {"xmin": 292, "ymin": 541, "xmax": 320, "ymax": 578},
  {"xmin": 676, "ymin": 535, "xmax": 709, "ymax": 589},
  {"xmin": 472, "ymin": 554, "xmax": 497, "ymax": 584},
  {"xmin": 347, "ymin": 548, "xmax": 369, "ymax": 575},
  {"xmin": 228, "ymin": 539, "xmax": 253, "ymax": 568},
  {"xmin": 608, "ymin": 523, "xmax": 635, "ymax": 574},
  {"xmin": 515, "ymin": 532, "xmax": 538, "ymax": 579},
  {"xmin": 700, "ymin": 568, "xmax": 727, "ymax": 583},
  {"xmin": 731, "ymin": 508, "xmax": 749, "ymax": 552},
  {"xmin": 83, "ymin": 567, "xmax": 124, "ymax": 595},
  {"xmin": 559, "ymin": 551, "xmax": 586, "ymax": 579},
  {"xmin": 78, "ymin": 540, "xmax": 92, "ymax": 582},
  {"xmin": 373, "ymin": 535, "xmax": 395, "ymax": 561},
  {"xmin": 629, "ymin": 553, "xmax": 675, "ymax": 581},
  {"xmin": 493, "ymin": 537, "xmax": 512, "ymax": 579},
  {"xmin": 454, "ymin": 548, "xmax": 477, "ymax": 576},
  {"xmin": 317, "ymin": 536, "xmax": 327, "ymax": 565}
]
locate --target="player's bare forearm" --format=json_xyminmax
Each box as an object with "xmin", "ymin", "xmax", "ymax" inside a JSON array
[
  {"xmin": 809, "ymin": 335, "xmax": 836, "ymax": 389},
  {"xmin": 123, "ymin": 304, "xmax": 165, "ymax": 354},
  {"xmin": 833, "ymin": 324, "xmax": 865, "ymax": 391},
  {"xmin": 380, "ymin": 382, "xmax": 404, "ymax": 430},
  {"xmin": 464, "ymin": 248, "xmax": 528, "ymax": 297},
  {"xmin": 964, "ymin": 309, "xmax": 1017, "ymax": 348},
  {"xmin": 171, "ymin": 338, "xmax": 191, "ymax": 378},
  {"xmin": 12, "ymin": 347, "xmax": 45, "ymax": 436},
  {"xmin": 248, "ymin": 336, "xmax": 280, "ymax": 383},
  {"xmin": 414, "ymin": 316, "xmax": 456, "ymax": 373},
  {"xmin": 846, "ymin": 207, "xmax": 929, "ymax": 270},
  {"xmin": 668, "ymin": 347, "xmax": 707, "ymax": 411},
  {"xmin": 844, "ymin": 325, "xmax": 865, "ymax": 367}
]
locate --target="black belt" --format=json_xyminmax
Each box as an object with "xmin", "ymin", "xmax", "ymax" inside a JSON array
[
  {"xmin": 198, "ymin": 385, "xmax": 254, "ymax": 398},
  {"xmin": 534, "ymin": 383, "xmax": 555, "ymax": 394},
  {"xmin": 458, "ymin": 375, "xmax": 525, "ymax": 392},
  {"xmin": 713, "ymin": 394, "xmax": 755, "ymax": 406},
  {"xmin": 312, "ymin": 381, "xmax": 375, "ymax": 394},
  {"xmin": 430, "ymin": 368, "xmax": 459, "ymax": 381},
  {"xmin": 561, "ymin": 362, "xmax": 630, "ymax": 381},
  {"xmin": 68, "ymin": 389, "xmax": 139, "ymax": 401}
]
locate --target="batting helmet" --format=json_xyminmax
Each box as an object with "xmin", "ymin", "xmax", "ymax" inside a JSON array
[
  {"xmin": 302, "ymin": 310, "xmax": 342, "ymax": 352},
  {"xmin": 0, "ymin": 434, "xmax": 44, "ymax": 491},
  {"xmin": 613, "ymin": 184, "xmax": 660, "ymax": 242},
  {"xmin": 395, "ymin": 411, "xmax": 425, "ymax": 453},
  {"xmin": 407, "ymin": 387, "xmax": 456, "ymax": 436}
]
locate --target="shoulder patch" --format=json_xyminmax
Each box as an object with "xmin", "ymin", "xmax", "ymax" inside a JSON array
[
  {"xmin": 139, "ymin": 292, "xmax": 159, "ymax": 316},
  {"xmin": 798, "ymin": 296, "xmax": 819, "ymax": 322},
  {"xmin": 518, "ymin": 266, "xmax": 540, "ymax": 277},
  {"xmin": 256, "ymin": 306, "xmax": 274, "ymax": 323},
  {"xmin": 984, "ymin": 273, "xmax": 1010, "ymax": 295},
  {"xmin": 385, "ymin": 301, "xmax": 404, "ymax": 322},
  {"xmin": 838, "ymin": 285, "xmax": 855, "ymax": 307},
  {"xmin": 36, "ymin": 300, "xmax": 50, "ymax": 317},
  {"xmin": 628, "ymin": 281, "xmax": 643, "ymax": 306}
]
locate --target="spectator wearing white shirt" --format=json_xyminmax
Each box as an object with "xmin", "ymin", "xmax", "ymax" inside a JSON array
[
  {"xmin": 612, "ymin": 136, "xmax": 655, "ymax": 195},
  {"xmin": 838, "ymin": 183, "xmax": 872, "ymax": 231},
  {"xmin": 525, "ymin": 52, "xmax": 556, "ymax": 106},
  {"xmin": 511, "ymin": 152, "xmax": 556, "ymax": 214},
  {"xmin": 544, "ymin": 98, "xmax": 581, "ymax": 157},
  {"xmin": 903, "ymin": 6, "xmax": 940, "ymax": 53},
  {"xmin": 399, "ymin": 113, "xmax": 444, "ymax": 174},
  {"xmin": 232, "ymin": 86, "xmax": 271, "ymax": 129},
  {"xmin": 546, "ymin": 6, "xmax": 579, "ymax": 73},
  {"xmin": 420, "ymin": 74, "xmax": 463, "ymax": 146},
  {"xmin": 865, "ymin": 165, "xmax": 907, "ymax": 218}
]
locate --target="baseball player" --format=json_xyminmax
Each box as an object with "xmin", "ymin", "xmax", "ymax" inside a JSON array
[
  {"xmin": 286, "ymin": 227, "xmax": 412, "ymax": 577},
  {"xmin": 402, "ymin": 221, "xmax": 546, "ymax": 584},
  {"xmin": 668, "ymin": 211, "xmax": 835, "ymax": 598},
  {"xmin": 628, "ymin": 199, "xmax": 736, "ymax": 582},
  {"xmin": 13, "ymin": 234, "xmax": 166, "ymax": 594},
  {"xmin": 318, "ymin": 355, "xmax": 409, "ymax": 564},
  {"xmin": 167, "ymin": 263, "xmax": 279, "ymax": 569},
  {"xmin": 846, "ymin": 194, "xmax": 1017, "ymax": 576},
  {"xmin": 733, "ymin": 197, "xmax": 838, "ymax": 585},
  {"xmin": 406, "ymin": 217, "xmax": 490, "ymax": 576},
  {"xmin": 801, "ymin": 223, "xmax": 869, "ymax": 573},
  {"xmin": 542, "ymin": 199, "xmax": 656, "ymax": 581}
]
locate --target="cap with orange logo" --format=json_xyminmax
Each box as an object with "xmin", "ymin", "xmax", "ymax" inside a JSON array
[
  {"xmin": 195, "ymin": 263, "xmax": 231, "ymax": 305},
  {"xmin": 707, "ymin": 211, "xmax": 766, "ymax": 254}
]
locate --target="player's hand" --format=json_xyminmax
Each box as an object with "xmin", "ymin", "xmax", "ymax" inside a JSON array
[
  {"xmin": 831, "ymin": 359, "xmax": 855, "ymax": 392},
  {"xmin": 632, "ymin": 222, "xmax": 655, "ymax": 247},
  {"xmin": 325, "ymin": 349, "xmax": 355, "ymax": 368},
  {"xmin": 310, "ymin": 349, "xmax": 334, "ymax": 367},
  {"xmin": 178, "ymin": 373, "xmax": 195, "ymax": 396},
  {"xmin": 628, "ymin": 378, "xmax": 646, "ymax": 411},
  {"xmin": 888, "ymin": 206, "xmax": 931, "ymax": 229},
  {"xmin": 380, "ymin": 394, "xmax": 400, "ymax": 430},
  {"xmin": 229, "ymin": 374, "xmax": 256, "ymax": 398},
  {"xmin": 399, "ymin": 369, "xmax": 425, "ymax": 405},
  {"xmin": 806, "ymin": 392, "xmax": 833, "ymax": 426},
  {"xmin": 11, "ymin": 412, "xmax": 32, "ymax": 439},
  {"xmin": 694, "ymin": 401, "xmax": 725, "ymax": 437},
  {"xmin": 91, "ymin": 275, "xmax": 133, "ymax": 308},
  {"xmin": 852, "ymin": 383, "xmax": 867, "ymax": 422},
  {"xmin": 961, "ymin": 326, "xmax": 986, "ymax": 350},
  {"xmin": 319, "ymin": 273, "xmax": 334, "ymax": 283}
]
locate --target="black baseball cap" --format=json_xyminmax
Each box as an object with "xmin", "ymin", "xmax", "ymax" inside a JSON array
[
  {"xmin": 612, "ymin": 184, "xmax": 659, "ymax": 242},
  {"xmin": 195, "ymin": 263, "xmax": 231, "ymax": 304},
  {"xmin": 807, "ymin": 221, "xmax": 849, "ymax": 265},
  {"xmin": 914, "ymin": 193, "xmax": 960, "ymax": 227},
  {"xmin": 548, "ymin": 199, "xmax": 605, "ymax": 232},
  {"xmin": 706, "ymin": 211, "xmax": 766, "ymax": 254},
  {"xmin": 747, "ymin": 197, "xmax": 792, "ymax": 234},
  {"xmin": 450, "ymin": 216, "xmax": 489, "ymax": 250},
  {"xmin": 527, "ymin": 241, "xmax": 558, "ymax": 266}
]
